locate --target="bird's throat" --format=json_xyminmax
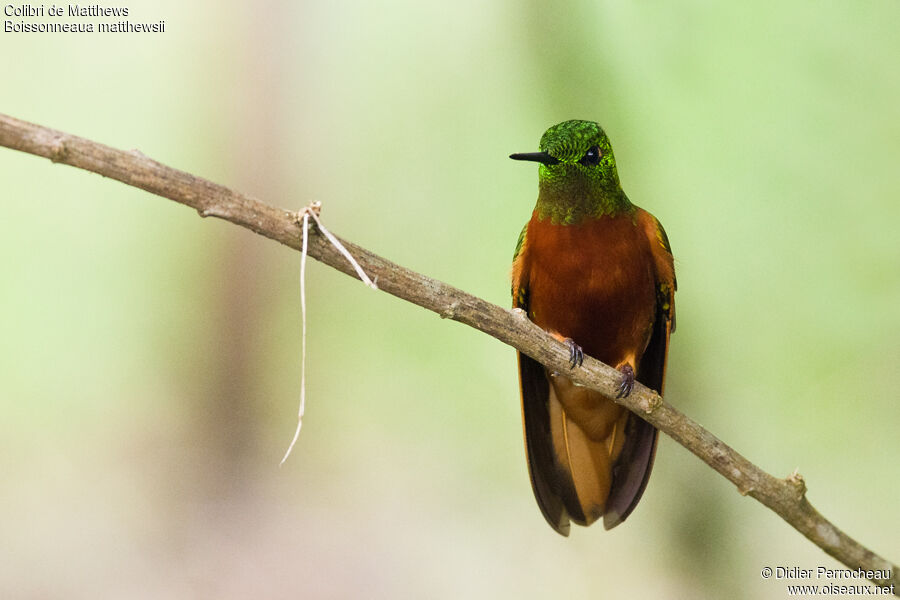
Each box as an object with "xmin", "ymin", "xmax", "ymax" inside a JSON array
[{"xmin": 535, "ymin": 180, "xmax": 633, "ymax": 225}]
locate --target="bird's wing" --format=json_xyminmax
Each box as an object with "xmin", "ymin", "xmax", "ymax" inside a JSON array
[
  {"xmin": 638, "ymin": 213, "xmax": 676, "ymax": 388},
  {"xmin": 603, "ymin": 212, "xmax": 676, "ymax": 529},
  {"xmin": 512, "ymin": 224, "xmax": 571, "ymax": 536}
]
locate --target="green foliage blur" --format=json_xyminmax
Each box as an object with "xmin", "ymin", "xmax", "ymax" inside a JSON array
[{"xmin": 1, "ymin": 1, "xmax": 898, "ymax": 597}]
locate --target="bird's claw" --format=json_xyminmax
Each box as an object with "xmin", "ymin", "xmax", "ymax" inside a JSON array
[
  {"xmin": 616, "ymin": 364, "xmax": 635, "ymax": 398},
  {"xmin": 565, "ymin": 338, "xmax": 583, "ymax": 369}
]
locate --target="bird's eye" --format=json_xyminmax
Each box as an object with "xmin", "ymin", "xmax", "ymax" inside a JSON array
[{"xmin": 579, "ymin": 146, "xmax": 602, "ymax": 166}]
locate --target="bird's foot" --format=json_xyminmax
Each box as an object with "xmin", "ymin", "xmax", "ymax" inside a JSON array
[
  {"xmin": 565, "ymin": 338, "xmax": 583, "ymax": 369},
  {"xmin": 615, "ymin": 364, "xmax": 635, "ymax": 399}
]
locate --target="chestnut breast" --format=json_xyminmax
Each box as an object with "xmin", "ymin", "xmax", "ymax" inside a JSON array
[{"xmin": 525, "ymin": 211, "xmax": 658, "ymax": 368}]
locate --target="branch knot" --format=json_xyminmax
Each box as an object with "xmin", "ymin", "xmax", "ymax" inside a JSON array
[
  {"xmin": 49, "ymin": 136, "xmax": 67, "ymax": 163},
  {"xmin": 440, "ymin": 300, "xmax": 461, "ymax": 320},
  {"xmin": 293, "ymin": 201, "xmax": 322, "ymax": 226},
  {"xmin": 786, "ymin": 468, "xmax": 807, "ymax": 499},
  {"xmin": 643, "ymin": 392, "xmax": 663, "ymax": 414}
]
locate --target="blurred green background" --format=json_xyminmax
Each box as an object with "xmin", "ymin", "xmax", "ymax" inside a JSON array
[{"xmin": 2, "ymin": 1, "xmax": 898, "ymax": 598}]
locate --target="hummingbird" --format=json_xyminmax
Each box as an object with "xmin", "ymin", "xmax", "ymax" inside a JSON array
[{"xmin": 510, "ymin": 120, "xmax": 676, "ymax": 534}]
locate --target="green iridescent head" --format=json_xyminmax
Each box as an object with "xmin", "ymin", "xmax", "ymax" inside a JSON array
[{"xmin": 511, "ymin": 120, "xmax": 630, "ymax": 223}]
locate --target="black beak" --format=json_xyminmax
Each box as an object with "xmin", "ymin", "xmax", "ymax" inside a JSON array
[{"xmin": 509, "ymin": 151, "xmax": 560, "ymax": 165}]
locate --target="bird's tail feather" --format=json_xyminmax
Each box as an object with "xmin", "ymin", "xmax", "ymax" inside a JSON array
[{"xmin": 547, "ymin": 384, "xmax": 628, "ymax": 526}]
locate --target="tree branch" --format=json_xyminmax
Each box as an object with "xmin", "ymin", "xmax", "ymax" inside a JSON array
[{"xmin": 1, "ymin": 113, "xmax": 895, "ymax": 592}]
